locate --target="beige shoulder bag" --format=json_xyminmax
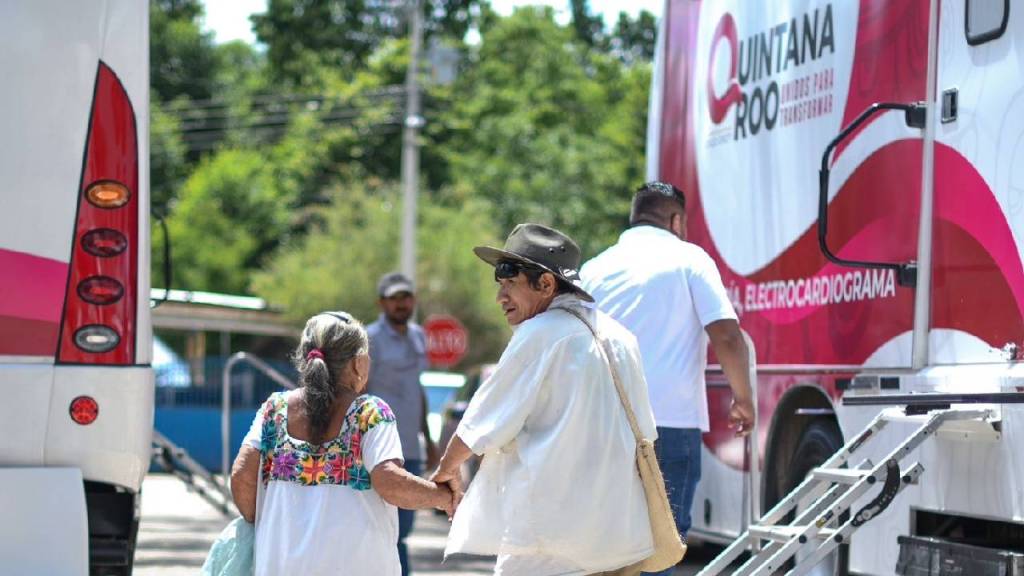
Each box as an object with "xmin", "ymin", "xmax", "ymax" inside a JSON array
[{"xmin": 556, "ymin": 307, "xmax": 687, "ymax": 573}]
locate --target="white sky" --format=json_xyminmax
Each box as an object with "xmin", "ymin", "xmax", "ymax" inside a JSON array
[{"xmin": 201, "ymin": 0, "xmax": 664, "ymax": 45}]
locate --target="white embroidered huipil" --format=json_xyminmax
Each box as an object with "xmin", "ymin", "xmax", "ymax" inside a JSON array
[{"xmin": 446, "ymin": 294, "xmax": 659, "ymax": 575}]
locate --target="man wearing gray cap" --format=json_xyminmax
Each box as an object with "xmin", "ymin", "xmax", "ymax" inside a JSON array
[{"xmin": 366, "ymin": 272, "xmax": 439, "ymax": 576}]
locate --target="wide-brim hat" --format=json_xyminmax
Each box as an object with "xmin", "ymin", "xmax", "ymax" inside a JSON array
[{"xmin": 474, "ymin": 223, "xmax": 594, "ymax": 302}]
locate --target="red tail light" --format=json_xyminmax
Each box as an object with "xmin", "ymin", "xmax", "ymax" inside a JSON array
[
  {"xmin": 81, "ymin": 229, "xmax": 128, "ymax": 258},
  {"xmin": 77, "ymin": 276, "xmax": 124, "ymax": 305},
  {"xmin": 69, "ymin": 396, "xmax": 100, "ymax": 426},
  {"xmin": 57, "ymin": 62, "xmax": 138, "ymax": 365}
]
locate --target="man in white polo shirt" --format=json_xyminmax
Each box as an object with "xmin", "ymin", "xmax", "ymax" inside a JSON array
[{"xmin": 581, "ymin": 182, "xmax": 754, "ymax": 576}]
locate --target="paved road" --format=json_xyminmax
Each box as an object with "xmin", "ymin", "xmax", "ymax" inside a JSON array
[{"xmin": 134, "ymin": 473, "xmax": 718, "ymax": 575}]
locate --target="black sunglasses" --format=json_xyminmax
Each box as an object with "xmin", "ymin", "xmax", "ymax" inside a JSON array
[{"xmin": 494, "ymin": 260, "xmax": 541, "ymax": 281}]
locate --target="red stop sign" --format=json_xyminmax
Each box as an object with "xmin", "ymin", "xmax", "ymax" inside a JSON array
[{"xmin": 424, "ymin": 314, "xmax": 468, "ymax": 367}]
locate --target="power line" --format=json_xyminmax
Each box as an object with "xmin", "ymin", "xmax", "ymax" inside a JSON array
[{"xmin": 154, "ymin": 86, "xmax": 411, "ymax": 153}]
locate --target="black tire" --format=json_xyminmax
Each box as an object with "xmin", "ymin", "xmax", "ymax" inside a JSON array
[
  {"xmin": 787, "ymin": 420, "xmax": 843, "ymax": 489},
  {"xmin": 781, "ymin": 419, "xmax": 848, "ymax": 576}
]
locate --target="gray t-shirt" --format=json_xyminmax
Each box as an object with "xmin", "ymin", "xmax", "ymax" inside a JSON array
[{"xmin": 366, "ymin": 315, "xmax": 428, "ymax": 461}]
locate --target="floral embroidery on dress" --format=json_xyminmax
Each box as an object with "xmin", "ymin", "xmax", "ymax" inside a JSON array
[{"xmin": 259, "ymin": 392, "xmax": 395, "ymax": 491}]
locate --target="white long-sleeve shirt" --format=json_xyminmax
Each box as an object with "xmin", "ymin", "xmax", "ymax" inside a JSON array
[{"xmin": 446, "ymin": 294, "xmax": 658, "ymax": 575}]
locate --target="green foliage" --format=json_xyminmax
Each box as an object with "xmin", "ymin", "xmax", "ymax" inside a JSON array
[
  {"xmin": 610, "ymin": 10, "xmax": 658, "ymax": 64},
  {"xmin": 253, "ymin": 0, "xmax": 483, "ymax": 89},
  {"xmin": 570, "ymin": 0, "xmax": 605, "ymax": 48},
  {"xmin": 150, "ymin": 102, "xmax": 188, "ymax": 211},
  {"xmin": 415, "ymin": 194, "xmax": 511, "ymax": 366},
  {"xmin": 252, "ymin": 183, "xmax": 509, "ymax": 367},
  {"xmin": 213, "ymin": 41, "xmax": 272, "ymax": 100},
  {"xmin": 438, "ymin": 7, "xmax": 649, "ymax": 256},
  {"xmin": 252, "ymin": 182, "xmax": 398, "ymax": 325},
  {"xmin": 424, "ymin": 0, "xmax": 480, "ymax": 40},
  {"xmin": 163, "ymin": 149, "xmax": 294, "ymax": 293},
  {"xmin": 151, "ymin": 1, "xmax": 654, "ymax": 362},
  {"xmin": 253, "ymin": 0, "xmax": 394, "ymax": 88},
  {"xmin": 570, "ymin": 1, "xmax": 657, "ymax": 64},
  {"xmin": 150, "ymin": 0, "xmax": 219, "ymax": 102}
]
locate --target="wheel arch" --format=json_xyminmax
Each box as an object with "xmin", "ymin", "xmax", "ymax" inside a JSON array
[{"xmin": 761, "ymin": 383, "xmax": 842, "ymax": 510}]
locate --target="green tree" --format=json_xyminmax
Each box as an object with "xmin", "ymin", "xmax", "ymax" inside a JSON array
[
  {"xmin": 152, "ymin": 3, "xmax": 653, "ymax": 317},
  {"xmin": 424, "ymin": 0, "xmax": 483, "ymax": 40},
  {"xmin": 570, "ymin": 0, "xmax": 605, "ymax": 48},
  {"xmin": 438, "ymin": 7, "xmax": 650, "ymax": 256},
  {"xmin": 252, "ymin": 0, "xmax": 484, "ymax": 88},
  {"xmin": 150, "ymin": 103, "xmax": 188, "ymax": 211},
  {"xmin": 252, "ymin": 182, "xmax": 509, "ymax": 366},
  {"xmin": 213, "ymin": 40, "xmax": 272, "ymax": 100},
  {"xmin": 163, "ymin": 148, "xmax": 295, "ymax": 293},
  {"xmin": 150, "ymin": 0, "xmax": 220, "ymax": 102},
  {"xmin": 609, "ymin": 10, "xmax": 658, "ymax": 64}
]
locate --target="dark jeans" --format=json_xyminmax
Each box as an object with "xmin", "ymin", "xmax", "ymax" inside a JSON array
[
  {"xmin": 398, "ymin": 459, "xmax": 422, "ymax": 576},
  {"xmin": 642, "ymin": 427, "xmax": 703, "ymax": 576}
]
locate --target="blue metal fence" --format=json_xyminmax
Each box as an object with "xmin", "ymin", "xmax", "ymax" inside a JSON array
[{"xmin": 155, "ymin": 356, "xmax": 297, "ymax": 472}]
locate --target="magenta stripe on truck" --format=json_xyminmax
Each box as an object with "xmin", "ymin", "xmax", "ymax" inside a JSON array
[{"xmin": 0, "ymin": 248, "xmax": 68, "ymax": 356}]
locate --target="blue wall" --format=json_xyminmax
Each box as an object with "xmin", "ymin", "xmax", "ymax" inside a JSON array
[{"xmin": 155, "ymin": 407, "xmax": 260, "ymax": 473}]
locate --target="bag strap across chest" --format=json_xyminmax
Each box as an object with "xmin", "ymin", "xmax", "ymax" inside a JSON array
[{"xmin": 552, "ymin": 306, "xmax": 646, "ymax": 444}]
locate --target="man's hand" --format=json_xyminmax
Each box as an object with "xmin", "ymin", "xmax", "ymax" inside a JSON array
[
  {"xmin": 706, "ymin": 320, "xmax": 755, "ymax": 438},
  {"xmin": 729, "ymin": 396, "xmax": 755, "ymax": 437},
  {"xmin": 433, "ymin": 481, "xmax": 455, "ymax": 517},
  {"xmin": 432, "ymin": 433, "xmax": 474, "ymax": 520},
  {"xmin": 429, "ymin": 467, "xmax": 463, "ymax": 521}
]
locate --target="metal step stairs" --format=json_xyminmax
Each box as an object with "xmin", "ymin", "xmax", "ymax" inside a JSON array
[
  {"xmin": 152, "ymin": 429, "xmax": 236, "ymax": 517},
  {"xmin": 696, "ymin": 407, "xmax": 993, "ymax": 576}
]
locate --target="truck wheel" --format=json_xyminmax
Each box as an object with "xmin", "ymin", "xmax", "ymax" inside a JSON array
[{"xmin": 784, "ymin": 419, "xmax": 848, "ymax": 576}]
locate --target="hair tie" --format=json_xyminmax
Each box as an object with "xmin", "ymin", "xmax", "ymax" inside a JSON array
[{"xmin": 306, "ymin": 348, "xmax": 325, "ymax": 361}]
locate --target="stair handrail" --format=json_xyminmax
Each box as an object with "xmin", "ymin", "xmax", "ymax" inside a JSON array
[
  {"xmin": 153, "ymin": 430, "xmax": 235, "ymax": 516},
  {"xmin": 740, "ymin": 329, "xmax": 762, "ymax": 534},
  {"xmin": 221, "ymin": 352, "xmax": 297, "ymax": 491}
]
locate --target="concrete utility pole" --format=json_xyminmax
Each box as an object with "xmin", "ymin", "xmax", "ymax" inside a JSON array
[{"xmin": 400, "ymin": 0, "xmax": 424, "ymax": 283}]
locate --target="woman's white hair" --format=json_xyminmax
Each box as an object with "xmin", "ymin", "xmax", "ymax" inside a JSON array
[{"xmin": 291, "ymin": 311, "xmax": 368, "ymax": 444}]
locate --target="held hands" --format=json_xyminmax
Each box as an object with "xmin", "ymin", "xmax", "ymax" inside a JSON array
[
  {"xmin": 433, "ymin": 481, "xmax": 455, "ymax": 518},
  {"xmin": 429, "ymin": 467, "xmax": 464, "ymax": 522},
  {"xmin": 729, "ymin": 396, "xmax": 755, "ymax": 438}
]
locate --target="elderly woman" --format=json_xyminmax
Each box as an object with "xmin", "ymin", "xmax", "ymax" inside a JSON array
[{"xmin": 231, "ymin": 311, "xmax": 452, "ymax": 576}]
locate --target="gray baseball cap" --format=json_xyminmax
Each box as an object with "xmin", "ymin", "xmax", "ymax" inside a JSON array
[{"xmin": 378, "ymin": 272, "xmax": 415, "ymax": 298}]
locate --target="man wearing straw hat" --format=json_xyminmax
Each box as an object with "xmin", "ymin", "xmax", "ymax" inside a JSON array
[{"xmin": 433, "ymin": 223, "xmax": 659, "ymax": 575}]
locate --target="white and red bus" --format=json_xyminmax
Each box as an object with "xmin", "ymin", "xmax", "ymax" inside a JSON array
[
  {"xmin": 649, "ymin": 0, "xmax": 1024, "ymax": 573},
  {"xmin": 0, "ymin": 1, "xmax": 152, "ymax": 574}
]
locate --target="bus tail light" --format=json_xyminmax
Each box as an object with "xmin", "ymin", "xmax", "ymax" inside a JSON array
[
  {"xmin": 77, "ymin": 276, "xmax": 124, "ymax": 305},
  {"xmin": 69, "ymin": 396, "xmax": 99, "ymax": 425},
  {"xmin": 81, "ymin": 229, "xmax": 128, "ymax": 258},
  {"xmin": 73, "ymin": 326, "xmax": 121, "ymax": 353},
  {"xmin": 57, "ymin": 61, "xmax": 138, "ymax": 365},
  {"xmin": 85, "ymin": 181, "xmax": 131, "ymax": 209}
]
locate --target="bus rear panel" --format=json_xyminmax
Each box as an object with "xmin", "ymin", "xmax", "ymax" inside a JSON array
[{"xmin": 0, "ymin": 1, "xmax": 152, "ymax": 573}]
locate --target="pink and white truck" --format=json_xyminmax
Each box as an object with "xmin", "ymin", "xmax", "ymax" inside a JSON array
[{"xmin": 648, "ymin": 0, "xmax": 1024, "ymax": 573}]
